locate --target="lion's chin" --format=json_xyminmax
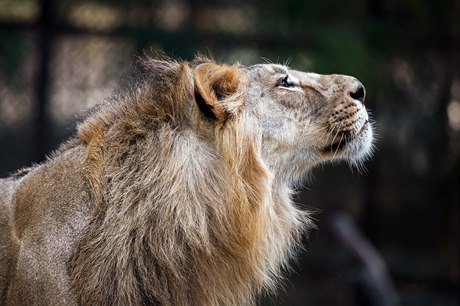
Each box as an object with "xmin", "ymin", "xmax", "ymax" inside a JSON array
[
  {"xmin": 321, "ymin": 121, "xmax": 374, "ymax": 162},
  {"xmin": 344, "ymin": 122, "xmax": 374, "ymax": 162}
]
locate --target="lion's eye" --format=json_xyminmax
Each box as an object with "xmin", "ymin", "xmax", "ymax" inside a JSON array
[{"xmin": 277, "ymin": 75, "xmax": 295, "ymax": 88}]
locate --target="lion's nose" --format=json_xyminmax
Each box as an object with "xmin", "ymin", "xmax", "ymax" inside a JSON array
[{"xmin": 349, "ymin": 82, "xmax": 366, "ymax": 103}]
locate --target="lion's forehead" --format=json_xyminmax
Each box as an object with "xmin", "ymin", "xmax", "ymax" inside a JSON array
[
  {"xmin": 247, "ymin": 64, "xmax": 323, "ymax": 84},
  {"xmin": 247, "ymin": 64, "xmax": 288, "ymax": 74}
]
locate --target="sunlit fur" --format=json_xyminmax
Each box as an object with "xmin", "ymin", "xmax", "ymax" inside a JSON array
[{"xmin": 0, "ymin": 56, "xmax": 373, "ymax": 305}]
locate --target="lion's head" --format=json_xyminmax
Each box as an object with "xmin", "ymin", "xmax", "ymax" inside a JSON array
[
  {"xmin": 71, "ymin": 56, "xmax": 374, "ymax": 305},
  {"xmin": 194, "ymin": 60, "xmax": 374, "ymax": 180}
]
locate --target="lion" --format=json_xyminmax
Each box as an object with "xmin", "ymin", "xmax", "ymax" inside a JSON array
[{"xmin": 0, "ymin": 56, "xmax": 374, "ymax": 305}]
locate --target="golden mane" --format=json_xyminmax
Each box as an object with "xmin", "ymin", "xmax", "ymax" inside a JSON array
[
  {"xmin": 2, "ymin": 54, "xmax": 375, "ymax": 305},
  {"xmin": 70, "ymin": 57, "xmax": 310, "ymax": 305}
]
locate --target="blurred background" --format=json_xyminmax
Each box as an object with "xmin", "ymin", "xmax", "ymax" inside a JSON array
[{"xmin": 0, "ymin": 0, "xmax": 458, "ymax": 305}]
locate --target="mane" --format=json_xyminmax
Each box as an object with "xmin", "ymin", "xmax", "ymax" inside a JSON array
[{"xmin": 71, "ymin": 57, "xmax": 310, "ymax": 305}]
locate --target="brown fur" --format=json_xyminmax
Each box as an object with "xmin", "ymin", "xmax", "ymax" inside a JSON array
[{"xmin": 0, "ymin": 56, "xmax": 373, "ymax": 305}]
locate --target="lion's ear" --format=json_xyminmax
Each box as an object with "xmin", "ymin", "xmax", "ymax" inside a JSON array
[{"xmin": 194, "ymin": 62, "xmax": 240, "ymax": 120}]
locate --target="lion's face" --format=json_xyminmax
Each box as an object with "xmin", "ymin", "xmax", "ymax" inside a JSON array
[
  {"xmin": 193, "ymin": 61, "xmax": 373, "ymax": 182},
  {"xmin": 241, "ymin": 64, "xmax": 374, "ymax": 177}
]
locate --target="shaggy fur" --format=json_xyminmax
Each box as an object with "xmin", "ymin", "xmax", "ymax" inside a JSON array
[{"xmin": 0, "ymin": 56, "xmax": 373, "ymax": 305}]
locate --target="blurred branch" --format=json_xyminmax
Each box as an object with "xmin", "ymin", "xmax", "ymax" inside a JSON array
[{"xmin": 328, "ymin": 212, "xmax": 400, "ymax": 306}]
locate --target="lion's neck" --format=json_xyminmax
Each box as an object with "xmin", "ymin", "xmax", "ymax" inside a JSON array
[{"xmin": 72, "ymin": 125, "xmax": 308, "ymax": 305}]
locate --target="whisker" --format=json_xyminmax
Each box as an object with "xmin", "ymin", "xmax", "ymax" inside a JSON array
[
  {"xmin": 283, "ymin": 57, "xmax": 292, "ymax": 68},
  {"xmin": 261, "ymin": 57, "xmax": 274, "ymax": 64},
  {"xmin": 332, "ymin": 134, "xmax": 345, "ymax": 159}
]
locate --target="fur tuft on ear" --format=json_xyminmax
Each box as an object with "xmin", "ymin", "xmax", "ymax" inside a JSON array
[{"xmin": 194, "ymin": 62, "xmax": 241, "ymax": 120}]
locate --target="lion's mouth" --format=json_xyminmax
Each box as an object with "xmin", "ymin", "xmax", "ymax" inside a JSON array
[
  {"xmin": 322, "ymin": 133, "xmax": 352, "ymax": 153},
  {"xmin": 321, "ymin": 121, "xmax": 368, "ymax": 153}
]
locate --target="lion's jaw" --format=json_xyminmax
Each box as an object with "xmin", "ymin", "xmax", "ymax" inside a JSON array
[{"xmin": 244, "ymin": 64, "xmax": 374, "ymax": 182}]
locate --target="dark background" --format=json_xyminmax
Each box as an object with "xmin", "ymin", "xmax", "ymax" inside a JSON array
[{"xmin": 0, "ymin": 0, "xmax": 458, "ymax": 305}]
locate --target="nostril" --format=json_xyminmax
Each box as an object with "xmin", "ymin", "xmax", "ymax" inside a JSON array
[{"xmin": 350, "ymin": 83, "xmax": 366, "ymax": 103}]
